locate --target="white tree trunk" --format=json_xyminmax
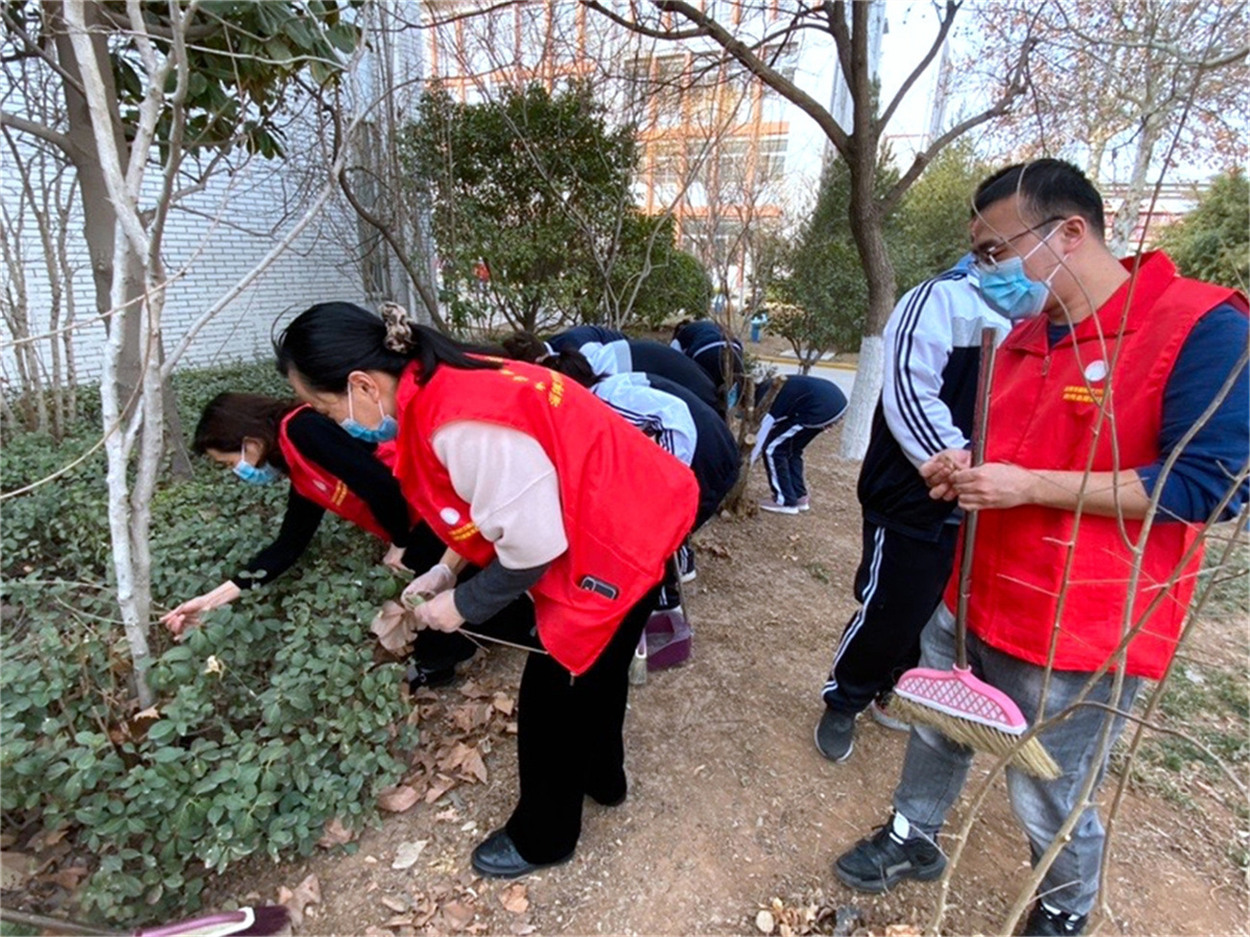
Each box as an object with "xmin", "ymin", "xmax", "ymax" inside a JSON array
[
  {"xmin": 839, "ymin": 333, "xmax": 882, "ymax": 460},
  {"xmin": 66, "ymin": 0, "xmax": 168, "ymax": 708}
]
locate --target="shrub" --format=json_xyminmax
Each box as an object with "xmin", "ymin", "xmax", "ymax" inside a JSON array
[{"xmin": 1, "ymin": 362, "xmax": 414, "ymax": 924}]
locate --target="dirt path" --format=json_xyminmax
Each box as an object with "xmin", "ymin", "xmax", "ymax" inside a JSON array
[{"xmin": 216, "ymin": 431, "xmax": 1248, "ymax": 936}]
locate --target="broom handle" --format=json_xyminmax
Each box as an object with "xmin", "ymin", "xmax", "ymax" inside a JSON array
[{"xmin": 955, "ymin": 327, "xmax": 999, "ymax": 669}]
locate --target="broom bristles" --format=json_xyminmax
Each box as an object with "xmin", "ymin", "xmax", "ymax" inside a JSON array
[{"xmin": 890, "ymin": 696, "xmax": 1061, "ymax": 780}]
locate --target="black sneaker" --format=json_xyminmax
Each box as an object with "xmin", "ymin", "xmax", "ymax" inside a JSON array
[
  {"xmin": 814, "ymin": 707, "xmax": 856, "ymax": 762},
  {"xmin": 1023, "ymin": 904, "xmax": 1087, "ymax": 936},
  {"xmin": 677, "ymin": 544, "xmax": 697, "ymax": 583},
  {"xmin": 834, "ymin": 820, "xmax": 946, "ymax": 893},
  {"xmin": 655, "ymin": 583, "xmax": 682, "ymax": 611}
]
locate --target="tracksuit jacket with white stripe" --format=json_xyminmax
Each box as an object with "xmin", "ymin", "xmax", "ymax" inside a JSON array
[{"xmin": 857, "ymin": 261, "xmax": 1010, "ymax": 541}]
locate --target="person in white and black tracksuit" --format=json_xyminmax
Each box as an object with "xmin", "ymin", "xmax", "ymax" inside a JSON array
[
  {"xmin": 752, "ymin": 376, "xmax": 848, "ymax": 513},
  {"xmin": 814, "ymin": 257, "xmax": 1010, "ymax": 763}
]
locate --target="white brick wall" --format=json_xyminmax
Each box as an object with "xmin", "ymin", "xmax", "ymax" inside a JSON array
[{"xmin": 1, "ymin": 138, "xmax": 365, "ymax": 391}]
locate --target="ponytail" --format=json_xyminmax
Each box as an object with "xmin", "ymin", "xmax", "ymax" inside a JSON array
[
  {"xmin": 538, "ymin": 348, "xmax": 601, "ymax": 389},
  {"xmin": 274, "ymin": 301, "xmax": 501, "ymax": 392}
]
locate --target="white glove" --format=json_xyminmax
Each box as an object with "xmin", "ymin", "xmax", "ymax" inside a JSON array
[{"xmin": 402, "ymin": 562, "xmax": 455, "ymax": 608}]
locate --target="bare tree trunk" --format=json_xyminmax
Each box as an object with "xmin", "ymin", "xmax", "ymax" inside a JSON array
[
  {"xmin": 842, "ymin": 175, "xmax": 895, "ymax": 459},
  {"xmin": 64, "ymin": 0, "xmax": 165, "ymax": 708},
  {"xmin": 1107, "ymin": 115, "xmax": 1163, "ymax": 257},
  {"xmin": 722, "ymin": 373, "xmax": 786, "ymax": 515}
]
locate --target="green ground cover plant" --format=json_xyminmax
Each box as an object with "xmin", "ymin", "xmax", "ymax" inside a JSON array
[{"xmin": 1, "ymin": 363, "xmax": 415, "ymax": 923}]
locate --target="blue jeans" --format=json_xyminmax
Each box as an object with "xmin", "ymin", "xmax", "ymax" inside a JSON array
[{"xmin": 893, "ymin": 604, "xmax": 1141, "ymax": 916}]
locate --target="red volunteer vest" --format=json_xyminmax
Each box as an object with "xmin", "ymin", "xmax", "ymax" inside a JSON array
[
  {"xmin": 277, "ymin": 405, "xmax": 401, "ymax": 541},
  {"xmin": 392, "ymin": 359, "xmax": 699, "ymax": 676},
  {"xmin": 946, "ymin": 252, "xmax": 1244, "ymax": 679}
]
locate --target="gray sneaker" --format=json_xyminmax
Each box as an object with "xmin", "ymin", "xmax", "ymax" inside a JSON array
[
  {"xmin": 869, "ymin": 695, "xmax": 911, "ymax": 732},
  {"xmin": 834, "ymin": 819, "xmax": 945, "ymax": 893},
  {"xmin": 814, "ymin": 707, "xmax": 856, "ymax": 762}
]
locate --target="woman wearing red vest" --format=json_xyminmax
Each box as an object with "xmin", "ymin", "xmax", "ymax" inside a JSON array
[
  {"xmin": 274, "ymin": 301, "xmax": 699, "ymax": 879},
  {"xmin": 160, "ymin": 395, "xmax": 512, "ymax": 688}
]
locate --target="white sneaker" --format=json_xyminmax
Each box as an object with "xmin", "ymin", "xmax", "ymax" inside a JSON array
[
  {"xmin": 759, "ymin": 499, "xmax": 800, "ymax": 515},
  {"xmin": 797, "ymin": 495, "xmax": 811, "ymax": 512}
]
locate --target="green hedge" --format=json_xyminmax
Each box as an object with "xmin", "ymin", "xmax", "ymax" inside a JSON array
[{"xmin": 1, "ymin": 362, "xmax": 414, "ymax": 923}]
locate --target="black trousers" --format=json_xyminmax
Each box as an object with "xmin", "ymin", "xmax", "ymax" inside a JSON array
[
  {"xmin": 760, "ymin": 422, "xmax": 826, "ymax": 506},
  {"xmin": 821, "ymin": 519, "xmax": 958, "ymax": 714},
  {"xmin": 505, "ymin": 586, "xmax": 661, "ymax": 863}
]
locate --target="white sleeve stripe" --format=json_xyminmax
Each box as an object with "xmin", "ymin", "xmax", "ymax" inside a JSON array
[{"xmin": 891, "ymin": 275, "xmax": 955, "ymax": 455}]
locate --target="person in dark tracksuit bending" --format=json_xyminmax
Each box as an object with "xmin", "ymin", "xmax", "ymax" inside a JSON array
[
  {"xmin": 671, "ymin": 318, "xmax": 745, "ymax": 406},
  {"xmin": 752, "ymin": 376, "xmax": 848, "ymax": 514},
  {"xmin": 504, "ymin": 330, "xmax": 723, "ymax": 418},
  {"xmin": 814, "ymin": 258, "xmax": 1009, "ymax": 763}
]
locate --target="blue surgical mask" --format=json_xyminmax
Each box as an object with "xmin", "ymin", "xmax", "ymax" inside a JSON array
[
  {"xmin": 340, "ymin": 387, "xmax": 399, "ymax": 443},
  {"xmin": 976, "ymin": 231, "xmax": 1063, "ymax": 321},
  {"xmin": 234, "ymin": 448, "xmax": 278, "ymax": 485}
]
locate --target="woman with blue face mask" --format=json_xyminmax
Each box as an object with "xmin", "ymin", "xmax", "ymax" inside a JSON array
[
  {"xmin": 160, "ymin": 393, "xmax": 421, "ymax": 635},
  {"xmin": 161, "ymin": 394, "xmax": 524, "ymax": 688}
]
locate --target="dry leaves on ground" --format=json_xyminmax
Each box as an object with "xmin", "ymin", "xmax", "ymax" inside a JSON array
[{"xmin": 278, "ymin": 873, "xmax": 321, "ymax": 929}]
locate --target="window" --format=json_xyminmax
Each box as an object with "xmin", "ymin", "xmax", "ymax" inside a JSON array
[
  {"xmin": 651, "ymin": 140, "xmax": 683, "ymax": 186},
  {"xmin": 757, "ymin": 136, "xmax": 787, "ymax": 183},
  {"xmin": 684, "ymin": 138, "xmax": 711, "ymax": 186},
  {"xmin": 758, "ymin": 42, "xmax": 798, "ymax": 95},
  {"xmin": 717, "ymin": 137, "xmax": 750, "ymax": 187},
  {"xmin": 652, "ymin": 54, "xmax": 686, "ymax": 124}
]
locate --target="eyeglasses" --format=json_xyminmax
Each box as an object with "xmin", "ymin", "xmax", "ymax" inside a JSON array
[{"xmin": 972, "ymin": 216, "xmax": 1064, "ymax": 270}]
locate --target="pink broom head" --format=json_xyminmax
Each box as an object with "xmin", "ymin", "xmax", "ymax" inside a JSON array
[{"xmin": 893, "ymin": 665, "xmax": 1029, "ymax": 735}]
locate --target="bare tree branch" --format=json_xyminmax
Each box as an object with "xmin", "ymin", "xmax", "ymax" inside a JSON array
[
  {"xmin": 0, "ymin": 109, "xmax": 73, "ymax": 156},
  {"xmin": 648, "ymin": 0, "xmax": 851, "ymax": 155}
]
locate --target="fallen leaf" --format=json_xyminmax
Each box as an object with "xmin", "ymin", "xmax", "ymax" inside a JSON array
[
  {"xmin": 383, "ymin": 915, "xmax": 414, "ymax": 928},
  {"xmin": 425, "ymin": 775, "xmax": 456, "ymax": 803},
  {"xmin": 499, "ymin": 883, "xmax": 529, "ymax": 914},
  {"xmin": 441, "ymin": 741, "xmax": 475, "ymax": 773},
  {"xmin": 391, "ymin": 840, "xmax": 428, "ymax": 870},
  {"xmin": 510, "ymin": 923, "xmax": 537, "ymax": 936},
  {"xmin": 755, "ymin": 910, "xmax": 775, "ymax": 934},
  {"xmin": 318, "ymin": 817, "xmax": 354, "ymax": 848},
  {"xmin": 378, "ymin": 785, "xmax": 420, "ymax": 813},
  {"xmin": 779, "ymin": 923, "xmax": 793, "ymax": 937},
  {"xmin": 380, "ymin": 895, "xmax": 409, "ymax": 913},
  {"xmin": 442, "ymin": 900, "xmax": 475, "ymax": 930},
  {"xmin": 457, "ymin": 748, "xmax": 488, "ymax": 784},
  {"xmin": 0, "ymin": 852, "xmax": 33, "ymax": 890},
  {"xmin": 491, "ymin": 693, "xmax": 514, "ymax": 716},
  {"xmin": 884, "ymin": 926, "xmax": 923, "ymax": 937},
  {"xmin": 43, "ymin": 865, "xmax": 88, "ymax": 891},
  {"xmin": 278, "ymin": 873, "xmax": 321, "ymax": 928},
  {"xmin": 458, "ymin": 679, "xmax": 492, "ymax": 699},
  {"xmin": 451, "ymin": 702, "xmax": 493, "ymax": 733}
]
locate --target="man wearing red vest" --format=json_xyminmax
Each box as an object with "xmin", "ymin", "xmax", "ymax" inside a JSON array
[{"xmin": 832, "ymin": 160, "xmax": 1248, "ymax": 936}]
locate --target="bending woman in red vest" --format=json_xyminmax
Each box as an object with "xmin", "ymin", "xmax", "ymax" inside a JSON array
[
  {"xmin": 159, "ymin": 394, "xmax": 503, "ymax": 688},
  {"xmin": 274, "ymin": 301, "xmax": 699, "ymax": 879}
]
